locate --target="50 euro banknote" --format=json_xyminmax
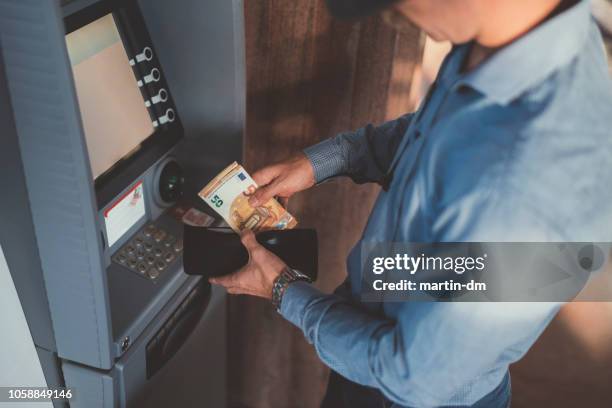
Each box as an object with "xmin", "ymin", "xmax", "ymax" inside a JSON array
[{"xmin": 198, "ymin": 162, "xmax": 298, "ymax": 233}]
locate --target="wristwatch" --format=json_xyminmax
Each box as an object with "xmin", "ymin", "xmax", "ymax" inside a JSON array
[{"xmin": 272, "ymin": 266, "xmax": 312, "ymax": 312}]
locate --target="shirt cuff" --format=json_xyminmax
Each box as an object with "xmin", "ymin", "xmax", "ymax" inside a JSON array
[
  {"xmin": 279, "ymin": 281, "xmax": 322, "ymax": 329},
  {"xmin": 303, "ymin": 138, "xmax": 347, "ymax": 183}
]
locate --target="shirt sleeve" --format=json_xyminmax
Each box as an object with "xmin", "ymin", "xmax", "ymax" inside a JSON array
[
  {"xmin": 303, "ymin": 113, "xmax": 414, "ymax": 184},
  {"xmin": 281, "ymin": 282, "xmax": 559, "ymax": 407}
]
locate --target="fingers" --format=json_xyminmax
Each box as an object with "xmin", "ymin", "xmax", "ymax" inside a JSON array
[
  {"xmin": 209, "ymin": 266, "xmax": 251, "ymax": 295},
  {"xmin": 209, "ymin": 272, "xmax": 236, "ymax": 287},
  {"xmin": 209, "ymin": 231, "xmax": 259, "ymax": 287},
  {"xmin": 251, "ymin": 165, "xmax": 279, "ymax": 188},
  {"xmin": 209, "ymin": 235, "xmax": 281, "ymax": 300},
  {"xmin": 240, "ymin": 229, "xmax": 260, "ymax": 252}
]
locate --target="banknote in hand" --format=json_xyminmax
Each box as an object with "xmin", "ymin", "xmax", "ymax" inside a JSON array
[{"xmin": 198, "ymin": 162, "xmax": 297, "ymax": 233}]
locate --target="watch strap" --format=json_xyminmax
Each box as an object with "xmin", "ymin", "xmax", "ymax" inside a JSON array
[{"xmin": 272, "ymin": 267, "xmax": 312, "ymax": 311}]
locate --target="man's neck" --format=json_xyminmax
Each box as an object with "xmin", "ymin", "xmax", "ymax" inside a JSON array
[{"xmin": 464, "ymin": 0, "xmax": 571, "ymax": 72}]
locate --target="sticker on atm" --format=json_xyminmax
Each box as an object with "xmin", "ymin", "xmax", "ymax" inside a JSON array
[{"xmin": 104, "ymin": 181, "xmax": 146, "ymax": 247}]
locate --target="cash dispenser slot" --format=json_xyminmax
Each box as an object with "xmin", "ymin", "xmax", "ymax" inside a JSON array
[{"xmin": 145, "ymin": 280, "xmax": 211, "ymax": 379}]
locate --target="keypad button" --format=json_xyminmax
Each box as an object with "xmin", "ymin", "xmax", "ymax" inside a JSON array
[
  {"xmin": 173, "ymin": 239, "xmax": 183, "ymax": 253},
  {"xmin": 147, "ymin": 268, "xmax": 160, "ymax": 280},
  {"xmin": 153, "ymin": 230, "xmax": 167, "ymax": 243},
  {"xmin": 113, "ymin": 223, "xmax": 180, "ymax": 280},
  {"xmin": 164, "ymin": 252, "xmax": 175, "ymax": 263},
  {"xmin": 137, "ymin": 262, "xmax": 148, "ymax": 275},
  {"xmin": 144, "ymin": 225, "xmax": 157, "ymax": 237}
]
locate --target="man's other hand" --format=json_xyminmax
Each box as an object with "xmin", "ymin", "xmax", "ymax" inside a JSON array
[
  {"xmin": 209, "ymin": 229, "xmax": 286, "ymax": 299},
  {"xmin": 248, "ymin": 153, "xmax": 315, "ymax": 207}
]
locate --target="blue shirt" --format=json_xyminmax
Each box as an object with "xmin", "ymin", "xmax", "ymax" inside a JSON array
[{"xmin": 281, "ymin": 1, "xmax": 612, "ymax": 407}]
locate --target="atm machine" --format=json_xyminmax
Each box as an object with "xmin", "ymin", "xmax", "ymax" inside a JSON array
[{"xmin": 0, "ymin": 0, "xmax": 245, "ymax": 406}]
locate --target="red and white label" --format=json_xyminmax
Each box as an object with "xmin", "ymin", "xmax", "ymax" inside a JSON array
[{"xmin": 104, "ymin": 181, "xmax": 146, "ymax": 247}]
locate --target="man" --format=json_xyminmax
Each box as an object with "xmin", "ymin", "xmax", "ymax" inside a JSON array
[{"xmin": 211, "ymin": 0, "xmax": 612, "ymax": 406}]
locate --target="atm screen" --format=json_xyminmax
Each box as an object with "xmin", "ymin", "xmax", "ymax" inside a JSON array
[{"xmin": 66, "ymin": 14, "xmax": 155, "ymax": 180}]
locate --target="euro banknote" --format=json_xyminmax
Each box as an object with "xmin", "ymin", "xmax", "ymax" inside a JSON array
[{"xmin": 198, "ymin": 162, "xmax": 298, "ymax": 233}]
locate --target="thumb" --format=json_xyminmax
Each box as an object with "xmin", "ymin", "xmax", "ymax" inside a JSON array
[
  {"xmin": 249, "ymin": 182, "xmax": 280, "ymax": 207},
  {"xmin": 240, "ymin": 229, "xmax": 260, "ymax": 252}
]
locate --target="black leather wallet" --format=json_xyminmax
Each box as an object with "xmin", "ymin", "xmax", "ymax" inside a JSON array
[{"xmin": 183, "ymin": 225, "xmax": 318, "ymax": 280}]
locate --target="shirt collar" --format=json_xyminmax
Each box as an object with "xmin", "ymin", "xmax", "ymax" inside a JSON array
[{"xmin": 456, "ymin": 0, "xmax": 592, "ymax": 105}]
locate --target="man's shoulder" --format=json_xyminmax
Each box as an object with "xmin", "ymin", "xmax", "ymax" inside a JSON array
[
  {"xmin": 426, "ymin": 20, "xmax": 612, "ymax": 242},
  {"xmin": 534, "ymin": 39, "xmax": 612, "ymax": 133},
  {"xmin": 430, "ymin": 47, "xmax": 612, "ymax": 197},
  {"xmin": 426, "ymin": 109, "xmax": 612, "ymax": 242}
]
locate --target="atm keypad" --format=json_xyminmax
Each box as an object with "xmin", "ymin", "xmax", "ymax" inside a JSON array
[{"xmin": 113, "ymin": 224, "xmax": 182, "ymax": 281}]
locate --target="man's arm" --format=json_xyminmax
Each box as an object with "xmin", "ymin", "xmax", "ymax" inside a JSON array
[
  {"xmin": 247, "ymin": 112, "xmax": 414, "ymax": 206},
  {"xmin": 304, "ymin": 113, "xmax": 414, "ymax": 184},
  {"xmin": 281, "ymin": 283, "xmax": 558, "ymax": 407},
  {"xmin": 212, "ymin": 166, "xmax": 563, "ymax": 406},
  {"xmin": 278, "ymin": 189, "xmax": 564, "ymax": 406}
]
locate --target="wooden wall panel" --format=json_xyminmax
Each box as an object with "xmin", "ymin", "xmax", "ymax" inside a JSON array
[
  {"xmin": 510, "ymin": 302, "xmax": 612, "ymax": 408},
  {"xmin": 228, "ymin": 1, "xmax": 421, "ymax": 407}
]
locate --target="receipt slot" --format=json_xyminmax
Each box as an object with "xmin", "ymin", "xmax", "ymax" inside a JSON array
[{"xmin": 0, "ymin": 0, "xmax": 245, "ymax": 406}]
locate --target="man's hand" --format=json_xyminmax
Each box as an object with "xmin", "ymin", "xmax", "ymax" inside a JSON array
[
  {"xmin": 209, "ymin": 229, "xmax": 287, "ymax": 299},
  {"xmin": 249, "ymin": 153, "xmax": 316, "ymax": 207}
]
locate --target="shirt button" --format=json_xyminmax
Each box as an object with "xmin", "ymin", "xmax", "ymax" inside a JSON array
[{"xmin": 414, "ymin": 130, "xmax": 422, "ymax": 139}]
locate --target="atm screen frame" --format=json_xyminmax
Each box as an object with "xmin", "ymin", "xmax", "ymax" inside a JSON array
[{"xmin": 64, "ymin": 0, "xmax": 183, "ymax": 209}]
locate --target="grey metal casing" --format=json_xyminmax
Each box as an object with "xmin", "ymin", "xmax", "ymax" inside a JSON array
[
  {"xmin": 62, "ymin": 284, "xmax": 227, "ymax": 408},
  {"xmin": 0, "ymin": 0, "xmax": 114, "ymax": 369},
  {"xmin": 0, "ymin": 17, "xmax": 56, "ymax": 355},
  {"xmin": 0, "ymin": 9, "xmax": 66, "ymax": 407},
  {"xmin": 138, "ymin": 0, "xmax": 246, "ymax": 197},
  {"xmin": 1, "ymin": 0, "xmax": 244, "ymax": 405}
]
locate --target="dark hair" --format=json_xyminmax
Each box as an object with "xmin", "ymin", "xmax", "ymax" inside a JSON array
[{"xmin": 326, "ymin": 0, "xmax": 399, "ymax": 19}]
